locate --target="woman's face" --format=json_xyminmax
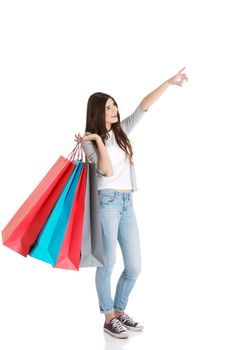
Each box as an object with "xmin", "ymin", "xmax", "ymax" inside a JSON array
[{"xmin": 105, "ymin": 98, "xmax": 118, "ymax": 130}]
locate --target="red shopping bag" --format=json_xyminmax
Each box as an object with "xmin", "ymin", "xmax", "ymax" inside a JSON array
[
  {"xmin": 54, "ymin": 164, "xmax": 87, "ymax": 270},
  {"xmin": 2, "ymin": 156, "xmax": 76, "ymax": 256}
]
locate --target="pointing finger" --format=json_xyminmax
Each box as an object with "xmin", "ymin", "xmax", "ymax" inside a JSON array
[{"xmin": 177, "ymin": 66, "xmax": 186, "ymax": 74}]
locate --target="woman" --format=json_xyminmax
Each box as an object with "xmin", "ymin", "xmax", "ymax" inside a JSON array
[{"xmin": 75, "ymin": 67, "xmax": 188, "ymax": 339}]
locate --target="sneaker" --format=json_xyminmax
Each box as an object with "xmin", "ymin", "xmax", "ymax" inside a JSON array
[
  {"xmin": 117, "ymin": 313, "xmax": 144, "ymax": 331},
  {"xmin": 104, "ymin": 317, "xmax": 129, "ymax": 339}
]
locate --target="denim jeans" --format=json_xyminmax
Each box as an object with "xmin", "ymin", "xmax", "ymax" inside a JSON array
[{"xmin": 95, "ymin": 189, "xmax": 142, "ymax": 314}]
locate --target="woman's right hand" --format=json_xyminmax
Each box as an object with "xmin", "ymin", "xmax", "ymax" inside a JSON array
[{"xmin": 74, "ymin": 132, "xmax": 100, "ymax": 143}]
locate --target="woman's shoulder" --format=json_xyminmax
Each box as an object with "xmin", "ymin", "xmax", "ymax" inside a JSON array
[{"xmin": 120, "ymin": 104, "xmax": 146, "ymax": 134}]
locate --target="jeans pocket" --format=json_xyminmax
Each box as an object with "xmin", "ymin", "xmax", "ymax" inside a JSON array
[{"xmin": 99, "ymin": 193, "xmax": 117, "ymax": 206}]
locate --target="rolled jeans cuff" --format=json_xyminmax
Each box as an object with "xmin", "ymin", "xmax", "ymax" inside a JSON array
[{"xmin": 101, "ymin": 309, "xmax": 115, "ymax": 315}]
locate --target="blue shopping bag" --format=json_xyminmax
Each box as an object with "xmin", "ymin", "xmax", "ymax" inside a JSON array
[{"xmin": 29, "ymin": 161, "xmax": 83, "ymax": 265}]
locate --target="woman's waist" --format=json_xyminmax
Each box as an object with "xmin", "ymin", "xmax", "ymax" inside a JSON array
[{"xmin": 98, "ymin": 188, "xmax": 133, "ymax": 197}]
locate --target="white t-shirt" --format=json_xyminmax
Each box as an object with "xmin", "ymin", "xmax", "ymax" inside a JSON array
[
  {"xmin": 82, "ymin": 104, "xmax": 147, "ymax": 192},
  {"xmin": 97, "ymin": 130, "xmax": 132, "ymax": 191}
]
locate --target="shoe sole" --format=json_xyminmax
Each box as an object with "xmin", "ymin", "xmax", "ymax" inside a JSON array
[{"xmin": 104, "ymin": 328, "xmax": 129, "ymax": 339}]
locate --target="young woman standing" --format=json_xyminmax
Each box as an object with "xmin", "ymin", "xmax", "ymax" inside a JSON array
[{"xmin": 75, "ymin": 67, "xmax": 188, "ymax": 339}]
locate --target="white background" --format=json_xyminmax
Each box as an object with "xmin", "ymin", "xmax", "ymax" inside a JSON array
[{"xmin": 0, "ymin": 1, "xmax": 233, "ymax": 349}]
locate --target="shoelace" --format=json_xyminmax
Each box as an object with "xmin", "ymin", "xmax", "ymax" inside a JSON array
[
  {"xmin": 111, "ymin": 318, "xmax": 126, "ymax": 332},
  {"xmin": 120, "ymin": 314, "xmax": 136, "ymax": 326}
]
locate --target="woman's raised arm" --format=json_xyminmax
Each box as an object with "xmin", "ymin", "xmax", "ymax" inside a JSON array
[{"xmin": 140, "ymin": 67, "xmax": 188, "ymax": 111}]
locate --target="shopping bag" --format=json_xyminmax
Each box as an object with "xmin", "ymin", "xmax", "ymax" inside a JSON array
[
  {"xmin": 54, "ymin": 164, "xmax": 87, "ymax": 270},
  {"xmin": 29, "ymin": 161, "xmax": 83, "ymax": 265},
  {"xmin": 1, "ymin": 156, "xmax": 76, "ymax": 256},
  {"xmin": 79, "ymin": 162, "xmax": 104, "ymax": 267}
]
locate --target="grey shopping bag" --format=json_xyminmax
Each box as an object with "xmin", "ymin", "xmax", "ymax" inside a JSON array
[{"xmin": 80, "ymin": 162, "xmax": 104, "ymax": 267}]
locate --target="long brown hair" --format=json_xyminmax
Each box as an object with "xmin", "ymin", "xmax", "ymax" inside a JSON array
[{"xmin": 85, "ymin": 92, "xmax": 134, "ymax": 163}]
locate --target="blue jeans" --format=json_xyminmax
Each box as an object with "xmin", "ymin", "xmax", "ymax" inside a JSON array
[{"xmin": 96, "ymin": 189, "xmax": 142, "ymax": 314}]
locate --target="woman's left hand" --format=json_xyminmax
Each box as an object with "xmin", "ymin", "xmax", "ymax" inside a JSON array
[{"xmin": 167, "ymin": 67, "xmax": 188, "ymax": 87}]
